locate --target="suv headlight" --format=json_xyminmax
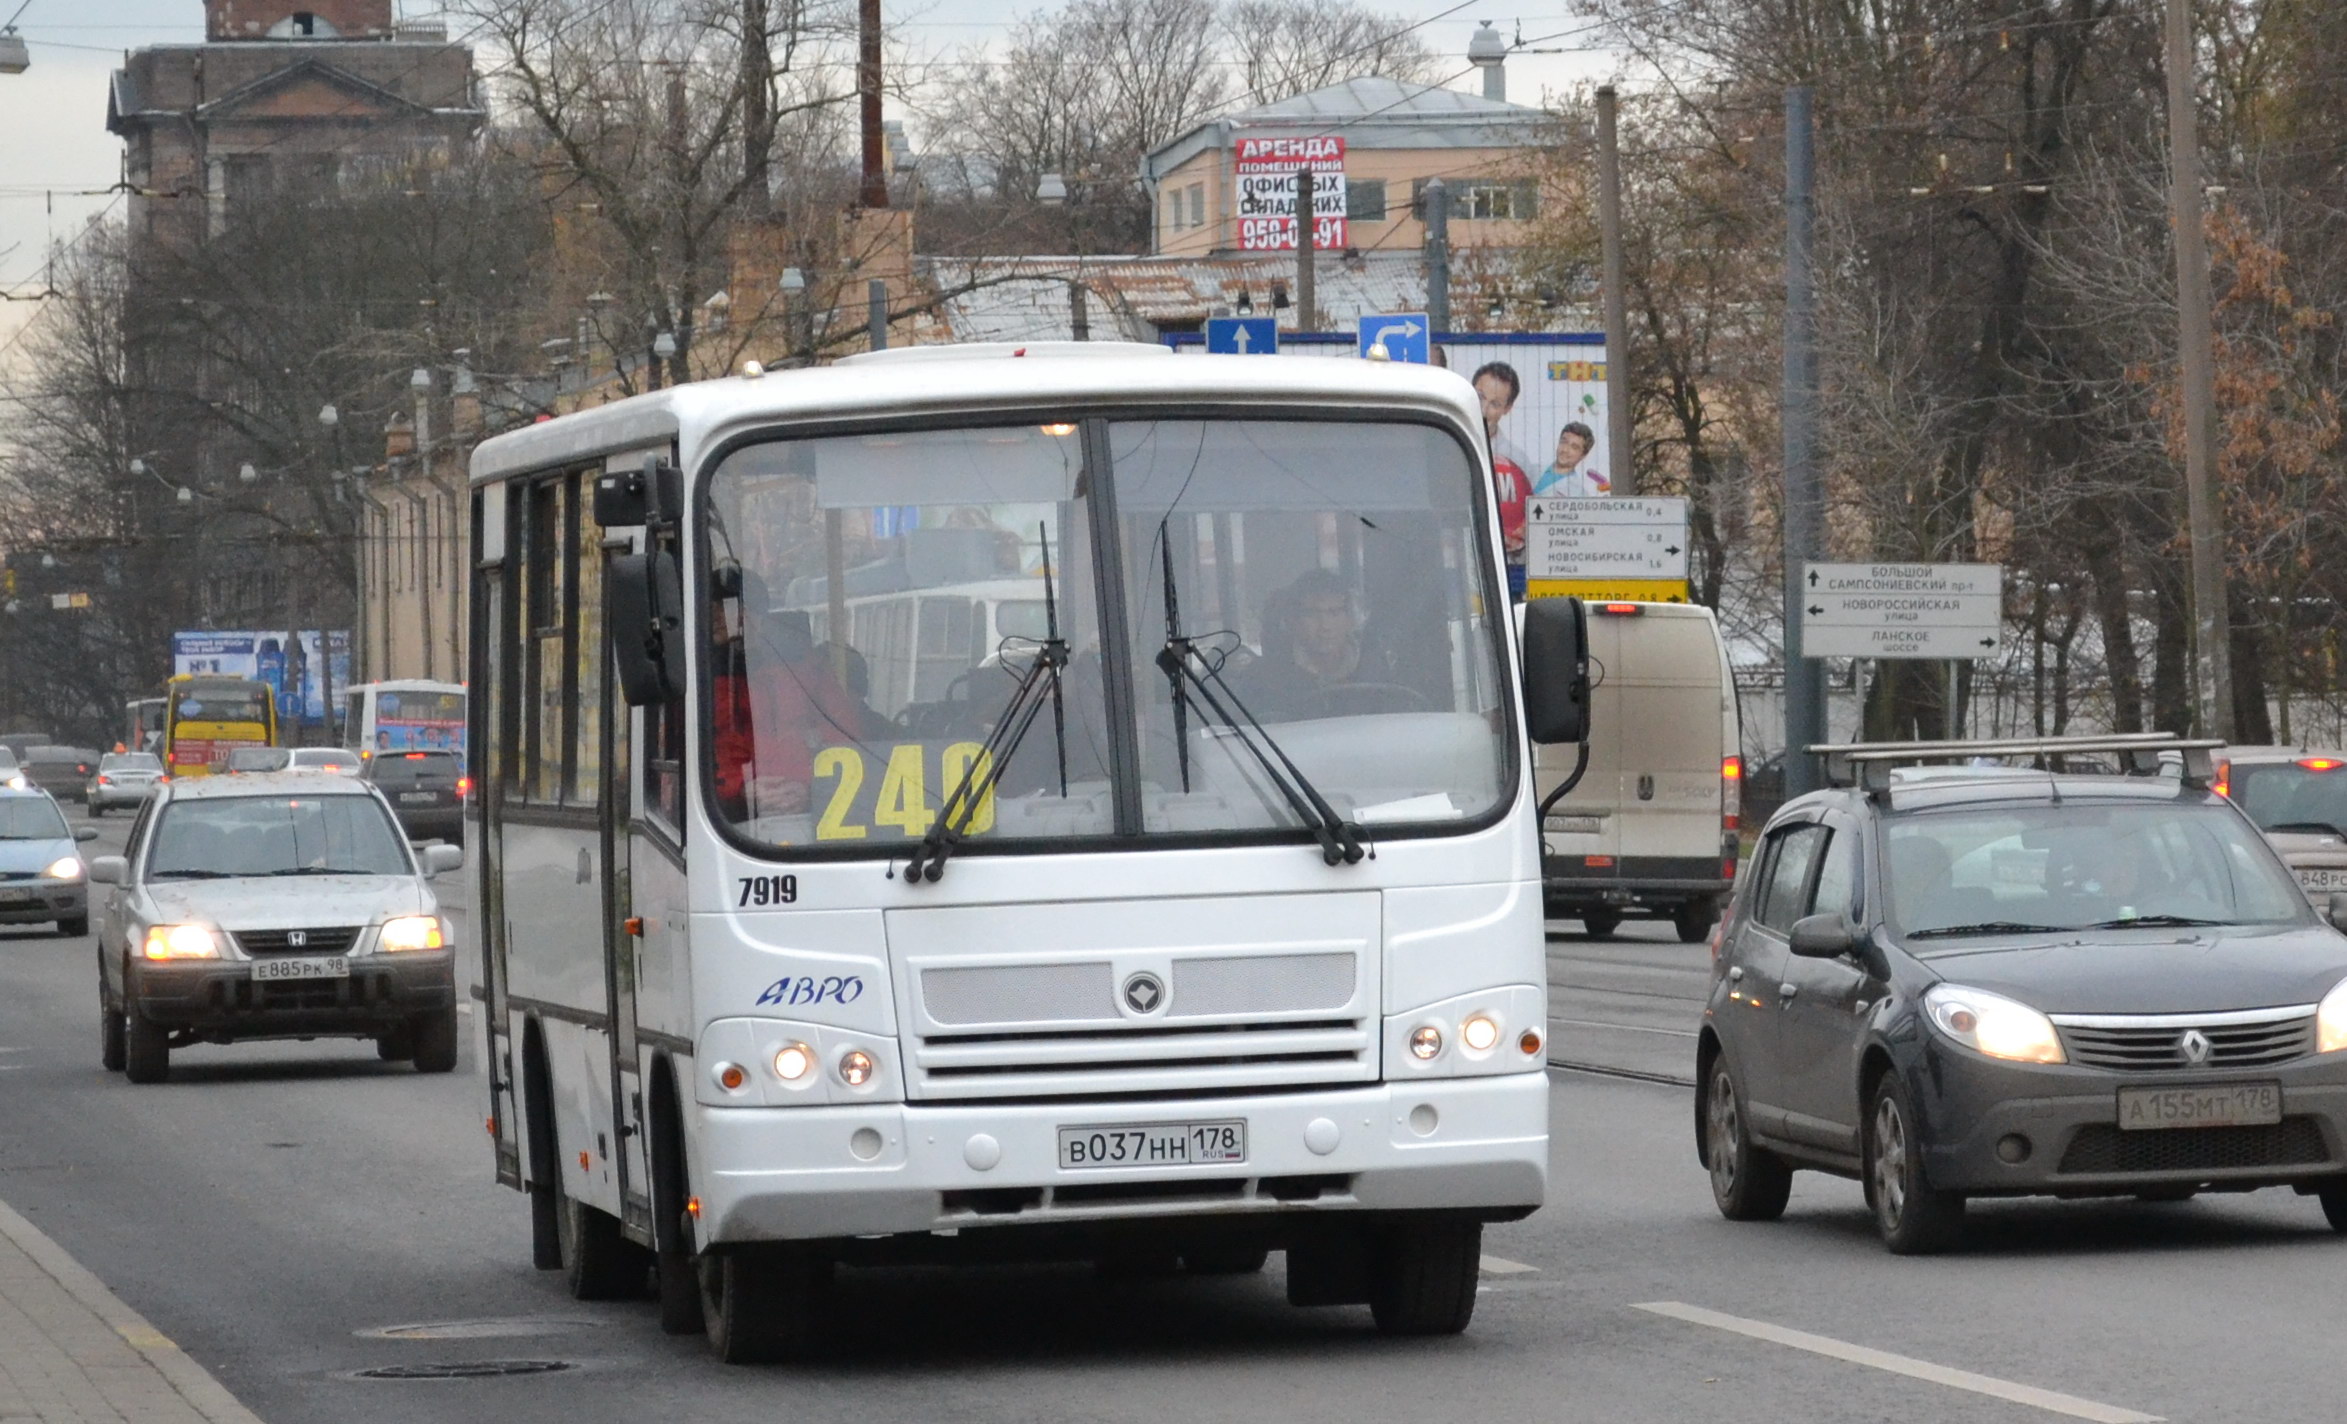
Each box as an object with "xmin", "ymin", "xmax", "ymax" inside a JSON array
[
  {"xmin": 1924, "ymin": 983, "xmax": 2065, "ymax": 1064},
  {"xmin": 41, "ymin": 857, "xmax": 81, "ymax": 880},
  {"xmin": 2318, "ymin": 978, "xmax": 2347, "ymax": 1054},
  {"xmin": 143, "ymin": 924, "xmax": 220, "ymax": 960},
  {"xmin": 378, "ymin": 915, "xmax": 445, "ymax": 952}
]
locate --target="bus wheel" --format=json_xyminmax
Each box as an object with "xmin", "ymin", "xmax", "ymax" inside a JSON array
[
  {"xmin": 699, "ymin": 1247, "xmax": 830, "ymax": 1364},
  {"xmin": 1674, "ymin": 902, "xmax": 1718, "ymax": 944},
  {"xmin": 1581, "ymin": 912, "xmax": 1621, "ymax": 940},
  {"xmin": 557, "ymin": 1179, "xmax": 650, "ymax": 1301},
  {"xmin": 1368, "ymin": 1219, "xmax": 1481, "ymax": 1336}
]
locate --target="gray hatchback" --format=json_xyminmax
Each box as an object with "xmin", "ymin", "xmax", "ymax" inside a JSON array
[{"xmin": 1697, "ymin": 734, "xmax": 2347, "ymax": 1253}]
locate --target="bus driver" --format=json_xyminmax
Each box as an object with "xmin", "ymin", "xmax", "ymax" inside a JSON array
[{"xmin": 712, "ymin": 577, "xmax": 866, "ymax": 822}]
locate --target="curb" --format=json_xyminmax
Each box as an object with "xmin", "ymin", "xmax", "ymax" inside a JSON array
[{"xmin": 0, "ymin": 1195, "xmax": 266, "ymax": 1424}]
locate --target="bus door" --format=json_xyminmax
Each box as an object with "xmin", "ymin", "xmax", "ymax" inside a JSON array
[
  {"xmin": 475, "ymin": 500, "xmax": 522, "ymax": 1189},
  {"xmin": 593, "ymin": 514, "xmax": 652, "ymax": 1241}
]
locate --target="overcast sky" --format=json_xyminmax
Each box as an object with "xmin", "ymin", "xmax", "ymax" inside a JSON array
[{"xmin": 0, "ymin": 1, "xmax": 1612, "ymax": 352}]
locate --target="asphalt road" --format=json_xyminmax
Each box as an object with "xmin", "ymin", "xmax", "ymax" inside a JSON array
[{"xmin": 2, "ymin": 805, "xmax": 2342, "ymax": 1423}]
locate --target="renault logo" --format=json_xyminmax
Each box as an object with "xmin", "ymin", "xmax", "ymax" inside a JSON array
[
  {"xmin": 2178, "ymin": 1028, "xmax": 2213, "ymax": 1066},
  {"xmin": 286, "ymin": 930, "xmax": 308, "ymax": 949},
  {"xmin": 1121, "ymin": 972, "xmax": 1165, "ymax": 1015}
]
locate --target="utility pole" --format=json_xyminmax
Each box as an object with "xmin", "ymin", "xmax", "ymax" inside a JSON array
[
  {"xmin": 2165, "ymin": 0, "xmax": 2234, "ymax": 738},
  {"xmin": 856, "ymin": 0, "xmax": 887, "ymax": 210},
  {"xmin": 1781, "ymin": 86, "xmax": 1826, "ymax": 796},
  {"xmin": 1597, "ymin": 85, "xmax": 1634, "ymax": 496},
  {"xmin": 1069, "ymin": 279, "xmax": 1090, "ymax": 341},
  {"xmin": 741, "ymin": 0, "xmax": 773, "ymax": 218},
  {"xmin": 868, "ymin": 278, "xmax": 888, "ymax": 353},
  {"xmin": 1423, "ymin": 178, "xmax": 1450, "ymax": 341},
  {"xmin": 1294, "ymin": 165, "xmax": 1317, "ymax": 333}
]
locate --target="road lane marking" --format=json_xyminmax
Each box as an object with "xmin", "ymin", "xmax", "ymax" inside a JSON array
[
  {"xmin": 1549, "ymin": 1016, "xmax": 1700, "ymax": 1039},
  {"xmin": 1632, "ymin": 1301, "xmax": 2161, "ymax": 1423},
  {"xmin": 1478, "ymin": 1255, "xmax": 1538, "ymax": 1274}
]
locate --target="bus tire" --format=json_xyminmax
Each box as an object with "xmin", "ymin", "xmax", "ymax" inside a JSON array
[
  {"xmin": 1581, "ymin": 912, "xmax": 1621, "ymax": 940},
  {"xmin": 1674, "ymin": 902, "xmax": 1718, "ymax": 944},
  {"xmin": 649, "ymin": 1079, "xmax": 705, "ymax": 1336},
  {"xmin": 410, "ymin": 1008, "xmax": 458, "ymax": 1073},
  {"xmin": 1368, "ymin": 1219, "xmax": 1480, "ymax": 1336},
  {"xmin": 124, "ymin": 1004, "xmax": 170, "ymax": 1084},
  {"xmin": 558, "ymin": 1179, "xmax": 650, "ymax": 1301},
  {"xmin": 522, "ymin": 1033, "xmax": 563, "ymax": 1271},
  {"xmin": 700, "ymin": 1246, "xmax": 830, "ymax": 1365}
]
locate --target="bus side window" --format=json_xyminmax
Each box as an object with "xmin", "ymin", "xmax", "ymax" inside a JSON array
[{"xmin": 571, "ymin": 470, "xmax": 604, "ymax": 806}]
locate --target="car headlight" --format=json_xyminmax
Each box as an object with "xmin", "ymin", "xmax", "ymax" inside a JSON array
[
  {"xmin": 378, "ymin": 915, "xmax": 445, "ymax": 951},
  {"xmin": 3, "ymin": 776, "xmax": 23, "ymax": 790},
  {"xmin": 142, "ymin": 924, "xmax": 220, "ymax": 960},
  {"xmin": 41, "ymin": 857, "xmax": 81, "ymax": 880},
  {"xmin": 1924, "ymin": 983, "xmax": 2065, "ymax": 1064},
  {"xmin": 2318, "ymin": 978, "xmax": 2347, "ymax": 1054}
]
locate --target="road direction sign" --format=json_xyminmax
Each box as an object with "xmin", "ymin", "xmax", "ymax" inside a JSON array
[
  {"xmin": 1358, "ymin": 312, "xmax": 1430, "ymax": 363},
  {"xmin": 1205, "ymin": 316, "xmax": 1279, "ymax": 355},
  {"xmin": 1799, "ymin": 562, "xmax": 2004, "ymax": 659},
  {"xmin": 1524, "ymin": 496, "xmax": 1690, "ymax": 582},
  {"xmin": 1526, "ymin": 577, "xmax": 1690, "ymax": 604}
]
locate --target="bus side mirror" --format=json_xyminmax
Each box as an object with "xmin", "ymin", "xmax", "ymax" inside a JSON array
[
  {"xmin": 1521, "ymin": 597, "xmax": 1590, "ymax": 745},
  {"xmin": 609, "ymin": 547, "xmax": 685, "ymax": 707}
]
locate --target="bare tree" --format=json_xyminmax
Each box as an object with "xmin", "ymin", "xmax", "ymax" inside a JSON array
[{"xmin": 1218, "ymin": 0, "xmax": 1441, "ymax": 105}]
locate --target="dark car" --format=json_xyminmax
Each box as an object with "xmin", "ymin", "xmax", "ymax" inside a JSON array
[
  {"xmin": 1696, "ymin": 733, "xmax": 2347, "ymax": 1254},
  {"xmin": 363, "ymin": 750, "xmax": 464, "ymax": 842},
  {"xmin": 21, "ymin": 746, "xmax": 99, "ymax": 803}
]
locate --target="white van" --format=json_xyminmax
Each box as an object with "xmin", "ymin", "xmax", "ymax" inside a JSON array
[{"xmin": 1532, "ymin": 601, "xmax": 1739, "ymax": 941}]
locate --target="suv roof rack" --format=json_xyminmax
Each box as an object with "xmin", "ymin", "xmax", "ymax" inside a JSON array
[{"xmin": 1809, "ymin": 733, "xmax": 2224, "ymax": 794}]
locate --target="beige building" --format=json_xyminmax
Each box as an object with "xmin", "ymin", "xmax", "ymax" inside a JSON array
[{"xmin": 1142, "ymin": 77, "xmax": 1553, "ymax": 259}]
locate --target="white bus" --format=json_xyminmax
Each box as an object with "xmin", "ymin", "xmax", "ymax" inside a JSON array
[
  {"xmin": 465, "ymin": 342, "xmax": 1589, "ymax": 1362},
  {"xmin": 341, "ymin": 679, "xmax": 467, "ymax": 759}
]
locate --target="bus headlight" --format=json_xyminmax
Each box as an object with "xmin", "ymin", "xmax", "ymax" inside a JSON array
[
  {"xmin": 1409, "ymin": 1024, "xmax": 1444, "ymax": 1060},
  {"xmin": 837, "ymin": 1049, "xmax": 876, "ymax": 1087},
  {"xmin": 41, "ymin": 857, "xmax": 82, "ymax": 880},
  {"xmin": 143, "ymin": 924, "xmax": 219, "ymax": 960},
  {"xmin": 1461, "ymin": 1014, "xmax": 1501, "ymax": 1052},
  {"xmin": 773, "ymin": 1043, "xmax": 815, "ymax": 1082},
  {"xmin": 378, "ymin": 915, "xmax": 445, "ymax": 951}
]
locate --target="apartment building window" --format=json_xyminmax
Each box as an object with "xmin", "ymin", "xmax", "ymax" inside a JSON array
[
  {"xmin": 1187, "ymin": 183, "xmax": 1204, "ymax": 228},
  {"xmin": 1411, "ymin": 178, "xmax": 1540, "ymax": 221}
]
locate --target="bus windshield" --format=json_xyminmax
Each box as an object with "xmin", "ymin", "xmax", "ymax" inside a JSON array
[{"xmin": 703, "ymin": 415, "xmax": 1510, "ymax": 854}]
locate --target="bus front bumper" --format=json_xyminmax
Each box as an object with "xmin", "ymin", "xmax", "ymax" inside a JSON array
[{"xmin": 691, "ymin": 1071, "xmax": 1548, "ymax": 1245}]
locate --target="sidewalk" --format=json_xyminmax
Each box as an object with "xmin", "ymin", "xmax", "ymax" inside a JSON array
[{"xmin": 0, "ymin": 1196, "xmax": 263, "ymax": 1424}]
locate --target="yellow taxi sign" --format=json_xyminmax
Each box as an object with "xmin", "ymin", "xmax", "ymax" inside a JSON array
[{"xmin": 1526, "ymin": 577, "xmax": 1691, "ymax": 604}]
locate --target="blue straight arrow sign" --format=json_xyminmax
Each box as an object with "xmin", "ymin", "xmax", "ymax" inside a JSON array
[
  {"xmin": 1358, "ymin": 312, "xmax": 1430, "ymax": 363},
  {"xmin": 1205, "ymin": 316, "xmax": 1280, "ymax": 355}
]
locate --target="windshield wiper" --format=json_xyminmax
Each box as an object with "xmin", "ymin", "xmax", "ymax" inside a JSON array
[
  {"xmin": 2086, "ymin": 914, "xmax": 2228, "ymax": 929},
  {"xmin": 266, "ymin": 867, "xmax": 375, "ymax": 877},
  {"xmin": 2267, "ymin": 821, "xmax": 2347, "ymax": 837},
  {"xmin": 1906, "ymin": 920, "xmax": 2071, "ymax": 940},
  {"xmin": 905, "ymin": 524, "xmax": 1069, "ymax": 884},
  {"xmin": 150, "ymin": 869, "xmax": 237, "ymax": 880},
  {"xmin": 1156, "ymin": 539, "xmax": 1361, "ymax": 867}
]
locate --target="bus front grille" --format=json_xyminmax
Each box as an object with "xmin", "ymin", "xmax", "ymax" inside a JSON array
[{"xmin": 909, "ymin": 1019, "xmax": 1375, "ymax": 1101}]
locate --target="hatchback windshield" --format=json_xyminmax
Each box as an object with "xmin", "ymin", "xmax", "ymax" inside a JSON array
[
  {"xmin": 100, "ymin": 753, "xmax": 162, "ymax": 773},
  {"xmin": 0, "ymin": 798, "xmax": 68, "ymax": 840},
  {"xmin": 1885, "ymin": 802, "xmax": 2306, "ymax": 938},
  {"xmin": 703, "ymin": 415, "xmax": 1509, "ymax": 853},
  {"xmin": 147, "ymin": 795, "xmax": 412, "ymax": 878},
  {"xmin": 369, "ymin": 752, "xmax": 459, "ymax": 789}
]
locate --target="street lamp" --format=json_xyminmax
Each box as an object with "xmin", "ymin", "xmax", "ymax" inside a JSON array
[
  {"xmin": 176, "ymin": 487, "xmax": 193, "ymax": 505},
  {"xmin": 318, "ymin": 403, "xmax": 339, "ymax": 430},
  {"xmin": 239, "ymin": 462, "xmax": 258, "ymax": 484}
]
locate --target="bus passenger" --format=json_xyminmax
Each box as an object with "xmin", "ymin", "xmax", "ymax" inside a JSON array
[{"xmin": 719, "ymin": 590, "xmax": 866, "ymax": 821}]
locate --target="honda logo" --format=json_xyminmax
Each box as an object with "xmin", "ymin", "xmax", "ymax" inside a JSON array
[
  {"xmin": 1120, "ymin": 972, "xmax": 1165, "ymax": 1015},
  {"xmin": 286, "ymin": 930, "xmax": 308, "ymax": 949},
  {"xmin": 2178, "ymin": 1028, "xmax": 2212, "ymax": 1066}
]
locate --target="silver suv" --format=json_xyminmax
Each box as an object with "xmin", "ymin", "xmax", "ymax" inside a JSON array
[{"xmin": 91, "ymin": 772, "xmax": 462, "ymax": 1083}]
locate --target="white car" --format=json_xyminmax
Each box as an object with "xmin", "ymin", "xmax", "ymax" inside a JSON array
[
  {"xmin": 90, "ymin": 772, "xmax": 463, "ymax": 1083},
  {"xmin": 87, "ymin": 752, "xmax": 165, "ymax": 815}
]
